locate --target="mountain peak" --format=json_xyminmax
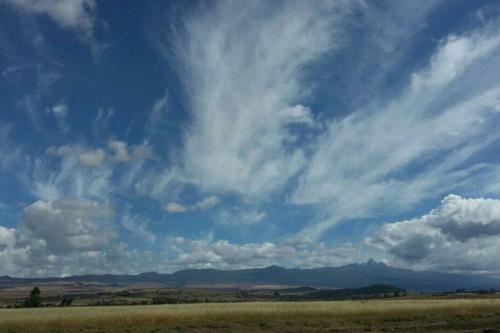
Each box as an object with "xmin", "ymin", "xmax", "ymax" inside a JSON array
[
  {"xmin": 364, "ymin": 259, "xmax": 386, "ymax": 267},
  {"xmin": 264, "ymin": 265, "xmax": 284, "ymax": 270}
]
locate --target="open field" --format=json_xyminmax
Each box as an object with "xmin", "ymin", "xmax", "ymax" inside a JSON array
[
  {"xmin": 0, "ymin": 283, "xmax": 410, "ymax": 307},
  {"xmin": 1, "ymin": 299, "xmax": 500, "ymax": 332}
]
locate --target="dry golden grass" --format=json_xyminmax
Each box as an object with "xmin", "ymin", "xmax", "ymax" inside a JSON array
[{"xmin": 1, "ymin": 298, "xmax": 500, "ymax": 332}]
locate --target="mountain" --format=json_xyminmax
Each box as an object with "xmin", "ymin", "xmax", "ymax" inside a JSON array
[
  {"xmin": 1, "ymin": 260, "xmax": 499, "ymax": 292},
  {"xmin": 170, "ymin": 260, "xmax": 500, "ymax": 291}
]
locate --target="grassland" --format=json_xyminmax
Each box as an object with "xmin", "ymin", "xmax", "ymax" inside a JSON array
[{"xmin": 1, "ymin": 298, "xmax": 500, "ymax": 332}]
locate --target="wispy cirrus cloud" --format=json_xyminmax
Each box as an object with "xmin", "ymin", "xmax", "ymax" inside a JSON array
[
  {"xmin": 292, "ymin": 22, "xmax": 500, "ymax": 239},
  {"xmin": 121, "ymin": 213, "xmax": 156, "ymax": 243},
  {"xmin": 174, "ymin": 0, "xmax": 355, "ymax": 200}
]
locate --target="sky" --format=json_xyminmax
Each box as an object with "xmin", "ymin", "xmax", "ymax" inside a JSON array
[{"xmin": 1, "ymin": 0, "xmax": 500, "ymax": 278}]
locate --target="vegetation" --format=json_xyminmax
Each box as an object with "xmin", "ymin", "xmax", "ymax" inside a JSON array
[
  {"xmin": 23, "ymin": 287, "xmax": 41, "ymax": 308},
  {"xmin": 0, "ymin": 284, "xmax": 410, "ymax": 308},
  {"xmin": 1, "ymin": 283, "xmax": 498, "ymax": 332},
  {"xmin": 0, "ymin": 298, "xmax": 500, "ymax": 332}
]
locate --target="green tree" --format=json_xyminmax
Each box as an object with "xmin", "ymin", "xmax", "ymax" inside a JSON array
[
  {"xmin": 59, "ymin": 298, "xmax": 73, "ymax": 307},
  {"xmin": 25, "ymin": 286, "xmax": 41, "ymax": 307}
]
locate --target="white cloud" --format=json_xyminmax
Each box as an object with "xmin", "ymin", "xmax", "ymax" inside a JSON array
[
  {"xmin": 134, "ymin": 167, "xmax": 186, "ymax": 202},
  {"xmin": 78, "ymin": 148, "xmax": 106, "ymax": 167},
  {"xmin": 47, "ymin": 145, "xmax": 106, "ymax": 167},
  {"xmin": 92, "ymin": 108, "xmax": 114, "ymax": 140},
  {"xmin": 215, "ymin": 208, "xmax": 267, "ymax": 226},
  {"xmin": 1, "ymin": 0, "xmax": 96, "ymax": 39},
  {"xmin": 176, "ymin": 1, "xmax": 354, "ymax": 199},
  {"xmin": 292, "ymin": 24, "xmax": 500, "ymax": 239},
  {"xmin": 195, "ymin": 195, "xmax": 220, "ymax": 210},
  {"xmin": 0, "ymin": 199, "xmax": 141, "ymax": 277},
  {"xmin": 164, "ymin": 195, "xmax": 221, "ymax": 214},
  {"xmin": 281, "ymin": 104, "xmax": 317, "ymax": 128},
  {"xmin": 121, "ymin": 213, "xmax": 155, "ymax": 243},
  {"xmin": 19, "ymin": 199, "xmax": 115, "ymax": 253},
  {"xmin": 3, "ymin": 2, "xmax": 500, "ymax": 278},
  {"xmin": 30, "ymin": 151, "xmax": 114, "ymax": 202},
  {"xmin": 368, "ymin": 194, "xmax": 500, "ymax": 273},
  {"xmin": 37, "ymin": 140, "xmax": 156, "ymax": 203},
  {"xmin": 2, "ymin": 133, "xmax": 113, "ymax": 205},
  {"xmin": 0, "ymin": 226, "xmax": 16, "ymax": 250},
  {"xmin": 149, "ymin": 91, "xmax": 169, "ymax": 128},
  {"xmin": 166, "ymin": 235, "xmax": 366, "ymax": 271},
  {"xmin": 164, "ymin": 202, "xmax": 188, "ymax": 214},
  {"xmin": 429, "ymin": 194, "xmax": 500, "ymax": 241},
  {"xmin": 162, "ymin": 194, "xmax": 500, "ymax": 274},
  {"xmin": 50, "ymin": 102, "xmax": 68, "ymax": 118},
  {"xmin": 46, "ymin": 102, "xmax": 69, "ymax": 133},
  {"xmin": 0, "ymin": 240, "xmax": 145, "ymax": 277},
  {"xmin": 47, "ymin": 140, "xmax": 154, "ymax": 168},
  {"xmin": 108, "ymin": 139, "xmax": 130, "ymax": 162}
]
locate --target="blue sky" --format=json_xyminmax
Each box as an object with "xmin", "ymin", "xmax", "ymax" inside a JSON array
[{"xmin": 1, "ymin": 0, "xmax": 500, "ymax": 277}]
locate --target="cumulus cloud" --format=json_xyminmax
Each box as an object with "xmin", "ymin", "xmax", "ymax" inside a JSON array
[
  {"xmin": 1, "ymin": 0, "xmax": 96, "ymax": 39},
  {"xmin": 0, "ymin": 226, "xmax": 16, "ymax": 250},
  {"xmin": 0, "ymin": 198, "xmax": 150, "ymax": 277},
  {"xmin": 166, "ymin": 235, "xmax": 366, "ymax": 271},
  {"xmin": 164, "ymin": 194, "xmax": 500, "ymax": 274},
  {"xmin": 429, "ymin": 195, "xmax": 500, "ymax": 241},
  {"xmin": 293, "ymin": 23, "xmax": 500, "ymax": 239},
  {"xmin": 20, "ymin": 199, "xmax": 115, "ymax": 253},
  {"xmin": 176, "ymin": 0, "xmax": 354, "ymax": 199},
  {"xmin": 164, "ymin": 195, "xmax": 221, "ymax": 214},
  {"xmin": 368, "ymin": 194, "xmax": 500, "ymax": 273}
]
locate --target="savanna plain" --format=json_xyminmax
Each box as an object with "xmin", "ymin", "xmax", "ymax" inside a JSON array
[{"xmin": 1, "ymin": 298, "xmax": 500, "ymax": 333}]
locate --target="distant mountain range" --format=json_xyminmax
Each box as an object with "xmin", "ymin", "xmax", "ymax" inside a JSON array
[{"xmin": 2, "ymin": 260, "xmax": 499, "ymax": 292}]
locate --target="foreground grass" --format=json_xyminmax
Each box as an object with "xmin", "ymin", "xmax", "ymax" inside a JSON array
[{"xmin": 1, "ymin": 299, "xmax": 500, "ymax": 332}]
